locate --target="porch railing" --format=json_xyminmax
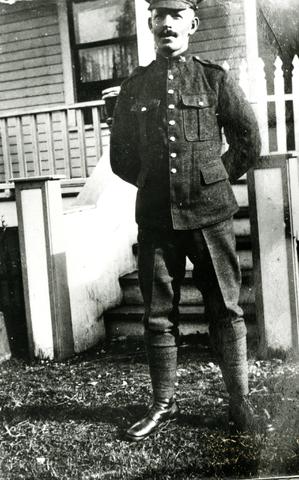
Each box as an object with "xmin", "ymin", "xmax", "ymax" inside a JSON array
[{"xmin": 0, "ymin": 100, "xmax": 107, "ymax": 186}]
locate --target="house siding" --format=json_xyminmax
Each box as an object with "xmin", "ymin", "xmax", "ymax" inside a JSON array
[
  {"xmin": 0, "ymin": 0, "xmax": 64, "ymax": 113},
  {"xmin": 190, "ymin": 0, "xmax": 246, "ymax": 79}
]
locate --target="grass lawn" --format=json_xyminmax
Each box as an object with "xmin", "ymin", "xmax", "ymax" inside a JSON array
[{"xmin": 0, "ymin": 339, "xmax": 298, "ymax": 480}]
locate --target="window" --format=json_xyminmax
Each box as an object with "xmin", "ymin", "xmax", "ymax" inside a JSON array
[{"xmin": 69, "ymin": 0, "xmax": 138, "ymax": 102}]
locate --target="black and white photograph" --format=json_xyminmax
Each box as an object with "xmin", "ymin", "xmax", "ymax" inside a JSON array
[{"xmin": 0, "ymin": 0, "xmax": 298, "ymax": 478}]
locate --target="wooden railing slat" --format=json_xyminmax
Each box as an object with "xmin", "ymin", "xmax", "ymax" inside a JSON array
[
  {"xmin": 30, "ymin": 114, "xmax": 41, "ymax": 176},
  {"xmin": 92, "ymin": 106, "xmax": 103, "ymax": 161},
  {"xmin": 0, "ymin": 118, "xmax": 13, "ymax": 181},
  {"xmin": 45, "ymin": 112, "xmax": 55, "ymax": 175},
  {"xmin": 274, "ymin": 56, "xmax": 287, "ymax": 153},
  {"xmin": 15, "ymin": 116, "xmax": 26, "ymax": 178},
  {"xmin": 75, "ymin": 109, "xmax": 88, "ymax": 178},
  {"xmin": 61, "ymin": 110, "xmax": 71, "ymax": 179},
  {"xmin": 0, "ymin": 99, "xmax": 105, "ymax": 120},
  {"xmin": 252, "ymin": 58, "xmax": 269, "ymax": 155}
]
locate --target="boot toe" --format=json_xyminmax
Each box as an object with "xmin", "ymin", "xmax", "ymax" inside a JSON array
[
  {"xmin": 125, "ymin": 416, "xmax": 158, "ymax": 442},
  {"xmin": 229, "ymin": 397, "xmax": 275, "ymax": 434},
  {"xmin": 124, "ymin": 399, "xmax": 179, "ymax": 442}
]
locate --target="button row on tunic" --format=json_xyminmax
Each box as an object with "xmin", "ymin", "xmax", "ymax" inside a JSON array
[{"xmin": 168, "ymin": 73, "xmax": 176, "ymax": 170}]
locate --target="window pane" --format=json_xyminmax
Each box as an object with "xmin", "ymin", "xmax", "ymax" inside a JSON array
[
  {"xmin": 73, "ymin": 0, "xmax": 136, "ymax": 44},
  {"xmin": 78, "ymin": 41, "xmax": 138, "ymax": 82}
]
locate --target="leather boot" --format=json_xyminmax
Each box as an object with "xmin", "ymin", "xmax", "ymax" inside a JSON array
[
  {"xmin": 229, "ymin": 395, "xmax": 275, "ymax": 434},
  {"xmin": 125, "ymin": 397, "xmax": 179, "ymax": 442}
]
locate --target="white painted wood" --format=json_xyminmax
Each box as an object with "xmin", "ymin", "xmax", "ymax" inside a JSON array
[
  {"xmin": 20, "ymin": 188, "xmax": 54, "ymax": 359},
  {"xmin": 254, "ymin": 168, "xmax": 293, "ymax": 350},
  {"xmin": 45, "ymin": 113, "xmax": 55, "ymax": 174},
  {"xmin": 274, "ymin": 57, "xmax": 287, "ymax": 153},
  {"xmin": 134, "ymin": 0, "xmax": 155, "ymax": 66},
  {"xmin": 242, "ymin": 0, "xmax": 258, "ymax": 68},
  {"xmin": 239, "ymin": 59, "xmax": 249, "ymax": 98},
  {"xmin": 57, "ymin": 0, "xmax": 75, "ymax": 105},
  {"xmin": 0, "ymin": 119, "xmax": 13, "ymax": 180},
  {"xmin": 222, "ymin": 60, "xmax": 230, "ymax": 71},
  {"xmin": 292, "ymin": 55, "xmax": 299, "ymax": 154},
  {"xmin": 14, "ymin": 176, "xmax": 74, "ymax": 360},
  {"xmin": 0, "ymin": 101, "xmax": 106, "ymax": 184},
  {"xmin": 288, "ymin": 156, "xmax": 299, "ymax": 241},
  {"xmin": 251, "ymin": 58, "xmax": 269, "ymax": 155}
]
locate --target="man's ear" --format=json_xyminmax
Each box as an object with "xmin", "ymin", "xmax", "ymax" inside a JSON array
[
  {"xmin": 190, "ymin": 16, "xmax": 199, "ymax": 35},
  {"xmin": 148, "ymin": 16, "xmax": 153, "ymax": 32}
]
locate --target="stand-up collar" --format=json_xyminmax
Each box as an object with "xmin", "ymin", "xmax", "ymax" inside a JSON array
[{"xmin": 156, "ymin": 52, "xmax": 193, "ymax": 67}]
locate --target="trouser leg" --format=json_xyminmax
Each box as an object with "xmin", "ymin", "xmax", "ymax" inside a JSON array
[
  {"xmin": 193, "ymin": 220, "xmax": 274, "ymax": 432},
  {"xmin": 187, "ymin": 219, "xmax": 249, "ymax": 399},
  {"xmin": 138, "ymin": 228, "xmax": 185, "ymax": 401},
  {"xmin": 125, "ymin": 229, "xmax": 183, "ymax": 441}
]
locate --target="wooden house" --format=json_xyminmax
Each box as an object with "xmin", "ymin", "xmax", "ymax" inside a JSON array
[{"xmin": 0, "ymin": 0, "xmax": 298, "ymax": 359}]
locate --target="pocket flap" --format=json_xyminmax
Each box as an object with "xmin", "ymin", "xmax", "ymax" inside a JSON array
[
  {"xmin": 131, "ymin": 99, "xmax": 160, "ymax": 112},
  {"xmin": 201, "ymin": 162, "xmax": 228, "ymax": 184},
  {"xmin": 181, "ymin": 93, "xmax": 215, "ymax": 108}
]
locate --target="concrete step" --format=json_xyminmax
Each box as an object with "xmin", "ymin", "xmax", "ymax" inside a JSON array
[
  {"xmin": 105, "ymin": 194, "xmax": 255, "ymax": 342},
  {"xmin": 120, "ymin": 269, "xmax": 254, "ymax": 306},
  {"xmin": 104, "ymin": 304, "xmax": 256, "ymax": 341}
]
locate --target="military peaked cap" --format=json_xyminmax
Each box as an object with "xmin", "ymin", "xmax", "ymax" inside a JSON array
[{"xmin": 145, "ymin": 0, "xmax": 202, "ymax": 10}]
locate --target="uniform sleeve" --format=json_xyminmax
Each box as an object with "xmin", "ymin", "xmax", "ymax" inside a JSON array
[
  {"xmin": 218, "ymin": 71, "xmax": 261, "ymax": 182},
  {"xmin": 110, "ymin": 80, "xmax": 140, "ymax": 186}
]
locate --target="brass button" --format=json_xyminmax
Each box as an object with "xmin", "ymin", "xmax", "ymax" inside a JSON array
[
  {"xmin": 198, "ymin": 101, "xmax": 204, "ymax": 106},
  {"xmin": 169, "ymin": 120, "xmax": 175, "ymax": 125},
  {"xmin": 141, "ymin": 106, "xmax": 147, "ymax": 111},
  {"xmin": 169, "ymin": 136, "xmax": 176, "ymax": 142},
  {"xmin": 171, "ymin": 168, "xmax": 177, "ymax": 173},
  {"xmin": 168, "ymin": 89, "xmax": 174, "ymax": 94},
  {"xmin": 168, "ymin": 104, "xmax": 175, "ymax": 110},
  {"xmin": 168, "ymin": 73, "xmax": 174, "ymax": 80},
  {"xmin": 170, "ymin": 153, "xmax": 177, "ymax": 158}
]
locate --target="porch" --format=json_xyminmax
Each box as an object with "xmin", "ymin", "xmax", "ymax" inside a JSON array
[
  {"xmin": 0, "ymin": 100, "xmax": 108, "ymax": 197},
  {"xmin": 1, "ymin": 54, "xmax": 299, "ymax": 361}
]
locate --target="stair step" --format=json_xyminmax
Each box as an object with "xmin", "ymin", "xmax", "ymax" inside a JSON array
[
  {"xmin": 104, "ymin": 304, "xmax": 256, "ymax": 340},
  {"xmin": 121, "ymin": 268, "xmax": 253, "ymax": 285},
  {"xmin": 122, "ymin": 283, "xmax": 254, "ymax": 306},
  {"xmin": 120, "ymin": 269, "xmax": 254, "ymax": 306}
]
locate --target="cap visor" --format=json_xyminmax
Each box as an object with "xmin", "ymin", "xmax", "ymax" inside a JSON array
[{"xmin": 148, "ymin": 1, "xmax": 189, "ymax": 9}]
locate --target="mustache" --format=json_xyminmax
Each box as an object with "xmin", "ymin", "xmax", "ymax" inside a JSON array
[{"xmin": 158, "ymin": 29, "xmax": 177, "ymax": 38}]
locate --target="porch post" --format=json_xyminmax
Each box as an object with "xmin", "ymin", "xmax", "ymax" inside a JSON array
[
  {"xmin": 14, "ymin": 176, "xmax": 74, "ymax": 360},
  {"xmin": 57, "ymin": 0, "xmax": 76, "ymax": 104},
  {"xmin": 247, "ymin": 155, "xmax": 299, "ymax": 357},
  {"xmin": 243, "ymin": 0, "xmax": 259, "ymax": 67},
  {"xmin": 134, "ymin": 0, "xmax": 155, "ymax": 66}
]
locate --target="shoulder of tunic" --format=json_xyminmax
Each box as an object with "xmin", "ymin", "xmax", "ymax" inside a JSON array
[
  {"xmin": 123, "ymin": 62, "xmax": 154, "ymax": 84},
  {"xmin": 193, "ymin": 56, "xmax": 225, "ymax": 71}
]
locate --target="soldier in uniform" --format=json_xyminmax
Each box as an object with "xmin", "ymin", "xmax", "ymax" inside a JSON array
[{"xmin": 110, "ymin": 0, "xmax": 273, "ymax": 441}]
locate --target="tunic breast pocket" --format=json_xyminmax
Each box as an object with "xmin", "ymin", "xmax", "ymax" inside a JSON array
[
  {"xmin": 131, "ymin": 99, "xmax": 161, "ymax": 145},
  {"xmin": 181, "ymin": 93, "xmax": 217, "ymax": 142}
]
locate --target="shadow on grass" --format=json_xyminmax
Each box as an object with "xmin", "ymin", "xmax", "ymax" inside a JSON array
[{"xmin": 1, "ymin": 402, "xmax": 228, "ymax": 432}]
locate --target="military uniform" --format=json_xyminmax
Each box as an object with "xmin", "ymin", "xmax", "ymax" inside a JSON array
[{"xmin": 110, "ymin": 0, "xmax": 270, "ymax": 440}]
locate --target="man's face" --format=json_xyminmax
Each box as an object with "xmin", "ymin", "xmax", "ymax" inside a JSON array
[{"xmin": 148, "ymin": 7, "xmax": 199, "ymax": 57}]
